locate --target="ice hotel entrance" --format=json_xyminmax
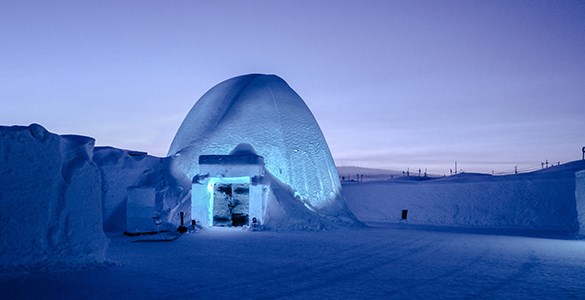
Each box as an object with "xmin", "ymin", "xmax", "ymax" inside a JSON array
[
  {"xmin": 191, "ymin": 145, "xmax": 268, "ymax": 228},
  {"xmin": 211, "ymin": 182, "xmax": 250, "ymax": 226}
]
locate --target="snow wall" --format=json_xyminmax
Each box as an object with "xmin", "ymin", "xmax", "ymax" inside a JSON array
[
  {"xmin": 0, "ymin": 124, "xmax": 108, "ymax": 268},
  {"xmin": 169, "ymin": 74, "xmax": 361, "ymax": 229},
  {"xmin": 93, "ymin": 147, "xmax": 191, "ymax": 232},
  {"xmin": 344, "ymin": 161, "xmax": 585, "ymax": 234},
  {"xmin": 576, "ymin": 169, "xmax": 585, "ymax": 235}
]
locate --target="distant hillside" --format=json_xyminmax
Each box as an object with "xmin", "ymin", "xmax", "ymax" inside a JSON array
[{"xmin": 336, "ymin": 166, "xmax": 402, "ymax": 182}]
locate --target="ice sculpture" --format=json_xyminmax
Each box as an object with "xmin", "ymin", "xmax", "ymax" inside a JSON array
[{"xmin": 169, "ymin": 74, "xmax": 358, "ymax": 222}]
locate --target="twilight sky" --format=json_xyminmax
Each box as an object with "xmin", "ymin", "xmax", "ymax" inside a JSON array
[{"xmin": 1, "ymin": 0, "xmax": 584, "ymax": 174}]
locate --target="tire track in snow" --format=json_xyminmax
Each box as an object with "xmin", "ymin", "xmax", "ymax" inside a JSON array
[
  {"xmin": 248, "ymin": 233, "xmax": 445, "ymax": 299},
  {"xmin": 236, "ymin": 240, "xmax": 396, "ymax": 297},
  {"xmin": 467, "ymin": 248, "xmax": 539, "ymax": 298},
  {"xmin": 384, "ymin": 243, "xmax": 493, "ymax": 297}
]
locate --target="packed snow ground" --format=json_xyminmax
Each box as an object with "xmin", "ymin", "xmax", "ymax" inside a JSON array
[{"xmin": 2, "ymin": 224, "xmax": 585, "ymax": 299}]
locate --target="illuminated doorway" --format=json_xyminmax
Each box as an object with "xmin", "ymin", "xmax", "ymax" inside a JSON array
[{"xmin": 212, "ymin": 183, "xmax": 250, "ymax": 227}]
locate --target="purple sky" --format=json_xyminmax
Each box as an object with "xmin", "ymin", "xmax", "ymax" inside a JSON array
[{"xmin": 1, "ymin": 0, "xmax": 584, "ymax": 174}]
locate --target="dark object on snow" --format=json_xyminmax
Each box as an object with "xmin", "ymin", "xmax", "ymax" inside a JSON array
[
  {"xmin": 127, "ymin": 214, "xmax": 186, "ymax": 242},
  {"xmin": 123, "ymin": 230, "xmax": 170, "ymax": 237},
  {"xmin": 251, "ymin": 217, "xmax": 261, "ymax": 231},
  {"xmin": 177, "ymin": 212, "xmax": 188, "ymax": 234},
  {"xmin": 132, "ymin": 233, "xmax": 183, "ymax": 242},
  {"xmin": 177, "ymin": 227, "xmax": 188, "ymax": 234},
  {"xmin": 401, "ymin": 209, "xmax": 408, "ymax": 220},
  {"xmin": 131, "ymin": 217, "xmax": 185, "ymax": 242}
]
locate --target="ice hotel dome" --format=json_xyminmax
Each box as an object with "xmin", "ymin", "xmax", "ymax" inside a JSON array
[{"xmin": 168, "ymin": 74, "xmax": 360, "ymax": 229}]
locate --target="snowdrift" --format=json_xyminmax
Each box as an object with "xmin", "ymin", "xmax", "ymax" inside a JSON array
[
  {"xmin": 0, "ymin": 124, "xmax": 108, "ymax": 268},
  {"xmin": 262, "ymin": 172, "xmax": 362, "ymax": 231},
  {"xmin": 93, "ymin": 147, "xmax": 190, "ymax": 232},
  {"xmin": 344, "ymin": 161, "xmax": 585, "ymax": 234}
]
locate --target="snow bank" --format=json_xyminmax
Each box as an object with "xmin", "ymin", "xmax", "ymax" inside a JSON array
[
  {"xmin": 344, "ymin": 161, "xmax": 585, "ymax": 234},
  {"xmin": 93, "ymin": 147, "xmax": 191, "ymax": 232},
  {"xmin": 0, "ymin": 124, "xmax": 108, "ymax": 268},
  {"xmin": 169, "ymin": 74, "xmax": 361, "ymax": 229},
  {"xmin": 262, "ymin": 172, "xmax": 363, "ymax": 231}
]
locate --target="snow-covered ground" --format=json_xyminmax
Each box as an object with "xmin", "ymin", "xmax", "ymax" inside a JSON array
[{"xmin": 2, "ymin": 225, "xmax": 584, "ymax": 299}]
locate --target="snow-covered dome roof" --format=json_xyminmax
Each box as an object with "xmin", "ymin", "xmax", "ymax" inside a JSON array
[{"xmin": 168, "ymin": 74, "xmax": 349, "ymax": 214}]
